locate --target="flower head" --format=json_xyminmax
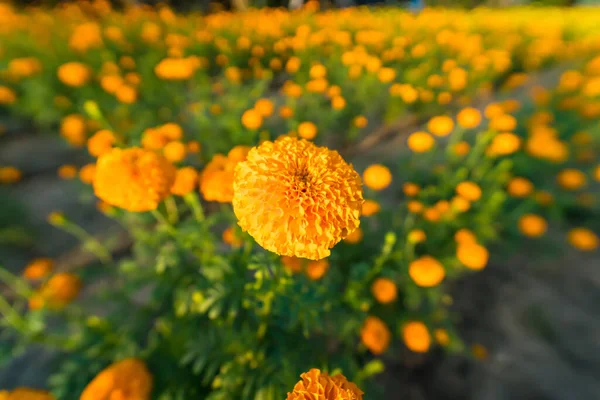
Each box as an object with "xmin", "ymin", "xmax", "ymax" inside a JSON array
[
  {"xmin": 171, "ymin": 167, "xmax": 198, "ymax": 196},
  {"xmin": 80, "ymin": 358, "xmax": 152, "ymax": 400},
  {"xmin": 402, "ymin": 321, "xmax": 431, "ymax": 353},
  {"xmin": 363, "ymin": 164, "xmax": 392, "ymax": 191},
  {"xmin": 286, "ymin": 368, "xmax": 363, "ymax": 400},
  {"xmin": 361, "ymin": 316, "xmax": 391, "ymax": 354},
  {"xmin": 0, "ymin": 388, "xmax": 54, "ymax": 400},
  {"xmin": 371, "ymin": 277, "xmax": 397, "ymax": 304},
  {"xmin": 200, "ymin": 146, "xmax": 250, "ymax": 203},
  {"xmin": 23, "ymin": 258, "xmax": 53, "ymax": 280},
  {"xmin": 94, "ymin": 147, "xmax": 176, "ymax": 212},
  {"xmin": 29, "ymin": 273, "xmax": 81, "ymax": 310},
  {"xmin": 409, "ymin": 256, "xmax": 445, "ymax": 287},
  {"xmin": 518, "ymin": 214, "xmax": 547, "ymax": 238},
  {"xmin": 57, "ymin": 62, "xmax": 91, "ymax": 87},
  {"xmin": 567, "ymin": 228, "xmax": 598, "ymax": 251},
  {"xmin": 233, "ymin": 137, "xmax": 363, "ymax": 260}
]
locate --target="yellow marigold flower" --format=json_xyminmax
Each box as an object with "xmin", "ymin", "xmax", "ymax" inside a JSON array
[
  {"xmin": 286, "ymin": 368, "xmax": 363, "ymax": 400},
  {"xmin": 507, "ymin": 177, "xmax": 534, "ymax": 197},
  {"xmin": 408, "ymin": 229, "xmax": 426, "ymax": 243},
  {"xmin": 170, "ymin": 167, "xmax": 198, "ymax": 196},
  {"xmin": 457, "ymin": 242, "xmax": 489, "ymax": 270},
  {"xmin": 487, "ymin": 132, "xmax": 521, "ymax": 156},
  {"xmin": 518, "ymin": 214, "xmax": 547, "ymax": 238},
  {"xmin": 361, "ymin": 199, "xmax": 380, "ymax": 216},
  {"xmin": 407, "ymin": 131, "xmax": 435, "ymax": 152},
  {"xmin": 233, "ymin": 137, "xmax": 363, "ymax": 260},
  {"xmin": 281, "ymin": 256, "xmax": 303, "ymax": 273},
  {"xmin": 309, "ymin": 64, "xmax": 327, "ymax": 79},
  {"xmin": 361, "ymin": 316, "xmax": 391, "ymax": 355},
  {"xmin": 0, "ymin": 388, "xmax": 54, "ymax": 400},
  {"xmin": 79, "ymin": 163, "xmax": 96, "ymax": 185},
  {"xmin": 88, "ymin": 130, "xmax": 115, "ymax": 157},
  {"xmin": 141, "ymin": 128, "xmax": 168, "ymax": 150},
  {"xmin": 94, "ymin": 147, "xmax": 176, "ymax": 212},
  {"xmin": 60, "ymin": 114, "xmax": 87, "ymax": 147},
  {"xmin": 0, "ymin": 166, "xmax": 22, "ymax": 184},
  {"xmin": 556, "ymin": 169, "xmax": 586, "ymax": 191},
  {"xmin": 455, "ymin": 181, "xmax": 482, "ymax": 201},
  {"xmin": 58, "ymin": 164, "xmax": 77, "ymax": 180},
  {"xmin": 402, "ymin": 321, "xmax": 431, "ymax": 353},
  {"xmin": 298, "ymin": 121, "xmax": 317, "ymax": 140},
  {"xmin": 23, "ymin": 258, "xmax": 53, "ymax": 280},
  {"xmin": 567, "ymin": 228, "xmax": 598, "ymax": 251},
  {"xmin": 306, "ymin": 259, "xmax": 329, "ymax": 280},
  {"xmin": 409, "ymin": 256, "xmax": 445, "ymax": 287},
  {"xmin": 279, "ymin": 106, "xmax": 294, "ymax": 119},
  {"xmin": 241, "ymin": 109, "xmax": 263, "ymax": 130},
  {"xmin": 29, "ymin": 272, "xmax": 81, "ymax": 310},
  {"xmin": 489, "ymin": 114, "xmax": 517, "ymax": 131},
  {"xmin": 371, "ymin": 277, "xmax": 397, "ymax": 304},
  {"xmin": 0, "ymin": 86, "xmax": 17, "ymax": 104},
  {"xmin": 163, "ymin": 141, "xmax": 187, "ymax": 163},
  {"xmin": 434, "ymin": 328, "xmax": 450, "ymax": 346},
  {"xmin": 331, "ymin": 95, "xmax": 346, "ymax": 110},
  {"xmin": 451, "ymin": 196, "xmax": 471, "ymax": 213},
  {"xmin": 363, "ymin": 164, "xmax": 392, "ymax": 191},
  {"xmin": 484, "ymin": 103, "xmax": 504, "ymax": 119},
  {"xmin": 353, "ymin": 115, "xmax": 368, "ymax": 128},
  {"xmin": 428, "ymin": 115, "xmax": 454, "ymax": 137},
  {"xmin": 200, "ymin": 148, "xmax": 250, "ymax": 203},
  {"xmin": 222, "ymin": 226, "xmax": 242, "ymax": 248},
  {"xmin": 378, "ymin": 67, "xmax": 396, "ymax": 83},
  {"xmin": 154, "ymin": 57, "xmax": 196, "ymax": 80},
  {"xmin": 254, "ymin": 98, "xmax": 274, "ymax": 117},
  {"xmin": 454, "ymin": 228, "xmax": 477, "ymax": 244},
  {"xmin": 457, "ymin": 107, "xmax": 482, "ymax": 129},
  {"xmin": 402, "ymin": 182, "xmax": 420, "ymax": 197},
  {"xmin": 57, "ymin": 62, "xmax": 91, "ymax": 87},
  {"xmin": 80, "ymin": 358, "xmax": 152, "ymax": 400},
  {"xmin": 115, "ymin": 85, "xmax": 137, "ymax": 104},
  {"xmin": 452, "ymin": 141, "xmax": 471, "ymax": 156},
  {"xmin": 407, "ymin": 200, "xmax": 423, "ymax": 213},
  {"xmin": 344, "ymin": 227, "xmax": 364, "ymax": 244},
  {"xmin": 187, "ymin": 140, "xmax": 201, "ymax": 153}
]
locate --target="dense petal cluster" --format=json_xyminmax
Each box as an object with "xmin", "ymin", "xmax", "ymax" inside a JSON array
[
  {"xmin": 93, "ymin": 147, "xmax": 176, "ymax": 212},
  {"xmin": 233, "ymin": 137, "xmax": 363, "ymax": 260},
  {"xmin": 200, "ymin": 146, "xmax": 250, "ymax": 203},
  {"xmin": 80, "ymin": 358, "xmax": 152, "ymax": 400},
  {"xmin": 286, "ymin": 369, "xmax": 363, "ymax": 400}
]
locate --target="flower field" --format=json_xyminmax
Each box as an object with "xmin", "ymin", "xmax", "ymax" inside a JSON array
[{"xmin": 0, "ymin": 1, "xmax": 600, "ymax": 399}]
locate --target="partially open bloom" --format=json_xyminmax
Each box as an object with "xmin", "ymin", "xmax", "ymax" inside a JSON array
[
  {"xmin": 402, "ymin": 321, "xmax": 431, "ymax": 353},
  {"xmin": 567, "ymin": 228, "xmax": 598, "ymax": 251},
  {"xmin": 57, "ymin": 62, "xmax": 91, "ymax": 87},
  {"xmin": 427, "ymin": 115, "xmax": 454, "ymax": 136},
  {"xmin": 222, "ymin": 226, "xmax": 243, "ymax": 248},
  {"xmin": 29, "ymin": 273, "xmax": 81, "ymax": 310},
  {"xmin": 518, "ymin": 214, "xmax": 547, "ymax": 237},
  {"xmin": 80, "ymin": 358, "xmax": 152, "ymax": 400},
  {"xmin": 409, "ymin": 256, "xmax": 445, "ymax": 287},
  {"xmin": 556, "ymin": 169, "xmax": 587, "ymax": 191},
  {"xmin": 361, "ymin": 316, "xmax": 391, "ymax": 355},
  {"xmin": 233, "ymin": 137, "xmax": 363, "ymax": 260},
  {"xmin": 371, "ymin": 277, "xmax": 397, "ymax": 304},
  {"xmin": 286, "ymin": 368, "xmax": 363, "ymax": 400},
  {"xmin": 200, "ymin": 146, "xmax": 250, "ymax": 203},
  {"xmin": 457, "ymin": 107, "xmax": 481, "ymax": 129},
  {"xmin": 94, "ymin": 147, "xmax": 176, "ymax": 212},
  {"xmin": 23, "ymin": 258, "xmax": 53, "ymax": 280},
  {"xmin": 407, "ymin": 131, "xmax": 435, "ymax": 152},
  {"xmin": 363, "ymin": 164, "xmax": 392, "ymax": 191},
  {"xmin": 457, "ymin": 242, "xmax": 489, "ymax": 270}
]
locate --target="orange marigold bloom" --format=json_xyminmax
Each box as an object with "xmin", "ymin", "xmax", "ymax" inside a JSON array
[
  {"xmin": 361, "ymin": 200, "xmax": 380, "ymax": 216},
  {"xmin": 281, "ymin": 256, "xmax": 304, "ymax": 273},
  {"xmin": 29, "ymin": 273, "xmax": 81, "ymax": 310},
  {"xmin": 200, "ymin": 147, "xmax": 250, "ymax": 203},
  {"xmin": 241, "ymin": 109, "xmax": 263, "ymax": 130},
  {"xmin": 80, "ymin": 358, "xmax": 152, "ymax": 400},
  {"xmin": 409, "ymin": 256, "xmax": 445, "ymax": 287},
  {"xmin": 407, "ymin": 131, "xmax": 435, "ymax": 152},
  {"xmin": 57, "ymin": 62, "xmax": 91, "ymax": 87},
  {"xmin": 94, "ymin": 147, "xmax": 176, "ymax": 212},
  {"xmin": 286, "ymin": 368, "xmax": 364, "ymax": 400},
  {"xmin": 60, "ymin": 114, "xmax": 87, "ymax": 147},
  {"xmin": 518, "ymin": 214, "xmax": 547, "ymax": 238},
  {"xmin": 0, "ymin": 86, "xmax": 17, "ymax": 104},
  {"xmin": 306, "ymin": 259, "xmax": 329, "ymax": 280},
  {"xmin": 371, "ymin": 277, "xmax": 397, "ymax": 304},
  {"xmin": 0, "ymin": 388, "xmax": 54, "ymax": 400},
  {"xmin": 170, "ymin": 167, "xmax": 198, "ymax": 196},
  {"xmin": 454, "ymin": 228, "xmax": 477, "ymax": 244},
  {"xmin": 232, "ymin": 137, "xmax": 363, "ymax": 260},
  {"xmin": 402, "ymin": 321, "xmax": 431, "ymax": 353},
  {"xmin": 427, "ymin": 115, "xmax": 454, "ymax": 137},
  {"xmin": 556, "ymin": 169, "xmax": 587, "ymax": 191},
  {"xmin": 408, "ymin": 229, "xmax": 426, "ymax": 243},
  {"xmin": 403, "ymin": 182, "xmax": 420, "ymax": 197},
  {"xmin": 0, "ymin": 166, "xmax": 22, "ymax": 184},
  {"xmin": 222, "ymin": 226, "xmax": 243, "ymax": 248},
  {"xmin": 254, "ymin": 98, "xmax": 274, "ymax": 117},
  {"xmin": 344, "ymin": 227, "xmax": 364, "ymax": 244},
  {"xmin": 88, "ymin": 130, "xmax": 115, "ymax": 157},
  {"xmin": 23, "ymin": 258, "xmax": 53, "ymax": 280},
  {"xmin": 457, "ymin": 242, "xmax": 489, "ymax": 270},
  {"xmin": 487, "ymin": 132, "xmax": 521, "ymax": 156},
  {"xmin": 507, "ymin": 177, "xmax": 534, "ymax": 197},
  {"xmin": 455, "ymin": 181, "xmax": 482, "ymax": 201},
  {"xmin": 298, "ymin": 121, "xmax": 317, "ymax": 140},
  {"xmin": 363, "ymin": 164, "xmax": 392, "ymax": 191},
  {"xmin": 567, "ymin": 228, "xmax": 598, "ymax": 251},
  {"xmin": 361, "ymin": 316, "xmax": 391, "ymax": 355},
  {"xmin": 58, "ymin": 164, "xmax": 78, "ymax": 180},
  {"xmin": 163, "ymin": 141, "xmax": 187, "ymax": 163},
  {"xmin": 489, "ymin": 114, "xmax": 517, "ymax": 131},
  {"xmin": 457, "ymin": 107, "xmax": 482, "ymax": 129},
  {"xmin": 79, "ymin": 163, "xmax": 96, "ymax": 184}
]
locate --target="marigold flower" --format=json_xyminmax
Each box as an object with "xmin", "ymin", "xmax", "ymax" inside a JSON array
[
  {"xmin": 556, "ymin": 169, "xmax": 586, "ymax": 191},
  {"xmin": 222, "ymin": 226, "xmax": 243, "ymax": 248},
  {"xmin": 201, "ymin": 147, "xmax": 250, "ymax": 203},
  {"xmin": 518, "ymin": 214, "xmax": 547, "ymax": 238},
  {"xmin": 363, "ymin": 164, "xmax": 391, "ymax": 191},
  {"xmin": 455, "ymin": 181, "xmax": 482, "ymax": 201},
  {"xmin": 489, "ymin": 114, "xmax": 517, "ymax": 131},
  {"xmin": 407, "ymin": 131, "xmax": 435, "ymax": 152},
  {"xmin": 58, "ymin": 164, "xmax": 77, "ymax": 180},
  {"xmin": 29, "ymin": 273, "xmax": 81, "ymax": 310},
  {"xmin": 88, "ymin": 130, "xmax": 115, "ymax": 157},
  {"xmin": 154, "ymin": 57, "xmax": 196, "ymax": 80},
  {"xmin": 434, "ymin": 328, "xmax": 450, "ymax": 346},
  {"xmin": 80, "ymin": 358, "xmax": 152, "ymax": 400},
  {"xmin": 451, "ymin": 196, "xmax": 471, "ymax": 213},
  {"xmin": 23, "ymin": 258, "xmax": 53, "ymax": 280},
  {"xmin": 233, "ymin": 137, "xmax": 363, "ymax": 260},
  {"xmin": 281, "ymin": 256, "xmax": 303, "ymax": 273},
  {"xmin": 306, "ymin": 259, "xmax": 329, "ymax": 280},
  {"xmin": 344, "ymin": 227, "xmax": 364, "ymax": 244},
  {"xmin": 0, "ymin": 86, "xmax": 17, "ymax": 104},
  {"xmin": 409, "ymin": 256, "xmax": 445, "ymax": 287},
  {"xmin": 254, "ymin": 98, "xmax": 274, "ymax": 117},
  {"xmin": 507, "ymin": 177, "xmax": 534, "ymax": 197},
  {"xmin": 408, "ymin": 229, "xmax": 426, "ymax": 243},
  {"xmin": 163, "ymin": 141, "xmax": 187, "ymax": 163},
  {"xmin": 487, "ymin": 132, "xmax": 521, "ymax": 156},
  {"xmin": 407, "ymin": 200, "xmax": 424, "ymax": 213},
  {"xmin": 170, "ymin": 167, "xmax": 198, "ymax": 196},
  {"xmin": 116, "ymin": 85, "xmax": 137, "ymax": 104},
  {"xmin": 241, "ymin": 109, "xmax": 263, "ymax": 130},
  {"xmin": 361, "ymin": 200, "xmax": 380, "ymax": 216},
  {"xmin": 79, "ymin": 163, "xmax": 96, "ymax": 184},
  {"xmin": 94, "ymin": 147, "xmax": 176, "ymax": 212},
  {"xmin": 279, "ymin": 106, "xmax": 294, "ymax": 119},
  {"xmin": 402, "ymin": 182, "xmax": 420, "ymax": 197},
  {"xmin": 57, "ymin": 62, "xmax": 91, "ymax": 87},
  {"xmin": 0, "ymin": 388, "xmax": 54, "ymax": 400},
  {"xmin": 361, "ymin": 316, "xmax": 391, "ymax": 355},
  {"xmin": 427, "ymin": 115, "xmax": 454, "ymax": 137},
  {"xmin": 353, "ymin": 115, "xmax": 368, "ymax": 128},
  {"xmin": 286, "ymin": 368, "xmax": 363, "ymax": 400},
  {"xmin": 402, "ymin": 321, "xmax": 431, "ymax": 353},
  {"xmin": 0, "ymin": 166, "xmax": 22, "ymax": 184},
  {"xmin": 452, "ymin": 141, "xmax": 471, "ymax": 156},
  {"xmin": 567, "ymin": 228, "xmax": 598, "ymax": 251},
  {"xmin": 454, "ymin": 228, "xmax": 477, "ymax": 244},
  {"xmin": 457, "ymin": 107, "xmax": 482, "ymax": 129},
  {"xmin": 371, "ymin": 278, "xmax": 397, "ymax": 304},
  {"xmin": 60, "ymin": 114, "xmax": 87, "ymax": 147},
  {"xmin": 298, "ymin": 121, "xmax": 317, "ymax": 140},
  {"xmin": 457, "ymin": 242, "xmax": 489, "ymax": 270}
]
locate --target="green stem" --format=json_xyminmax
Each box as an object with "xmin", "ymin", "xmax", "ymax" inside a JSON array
[
  {"xmin": 0, "ymin": 267, "xmax": 34, "ymax": 298},
  {"xmin": 184, "ymin": 192, "xmax": 205, "ymax": 222},
  {"xmin": 165, "ymin": 196, "xmax": 179, "ymax": 224},
  {"xmin": 60, "ymin": 222, "xmax": 112, "ymax": 264},
  {"xmin": 150, "ymin": 209, "xmax": 177, "ymax": 236}
]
